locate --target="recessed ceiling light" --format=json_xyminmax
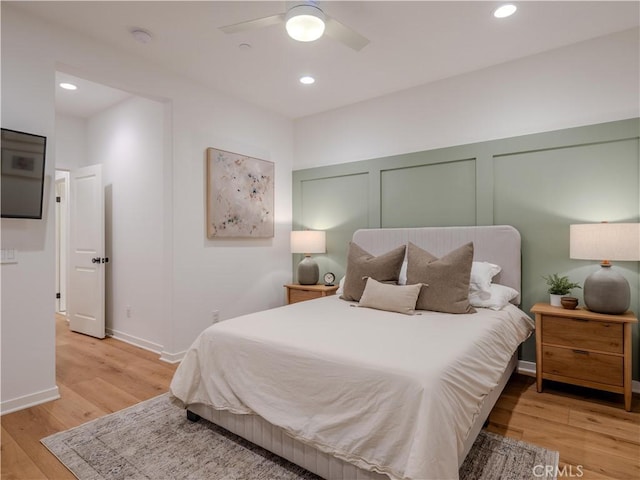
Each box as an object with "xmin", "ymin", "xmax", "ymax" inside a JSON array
[
  {"xmin": 299, "ymin": 76, "xmax": 315, "ymax": 85},
  {"xmin": 493, "ymin": 4, "xmax": 517, "ymax": 18},
  {"xmin": 59, "ymin": 82, "xmax": 78, "ymax": 90},
  {"xmin": 238, "ymin": 43, "xmax": 252, "ymax": 50}
]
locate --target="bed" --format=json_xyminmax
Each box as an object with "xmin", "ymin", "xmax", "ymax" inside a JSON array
[{"xmin": 170, "ymin": 225, "xmax": 534, "ymax": 480}]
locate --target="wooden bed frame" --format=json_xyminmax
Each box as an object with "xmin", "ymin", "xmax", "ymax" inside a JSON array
[{"xmin": 186, "ymin": 225, "xmax": 523, "ymax": 479}]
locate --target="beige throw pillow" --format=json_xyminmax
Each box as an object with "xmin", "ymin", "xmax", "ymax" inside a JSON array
[
  {"xmin": 406, "ymin": 242, "xmax": 476, "ymax": 314},
  {"xmin": 340, "ymin": 242, "xmax": 406, "ymax": 302},
  {"xmin": 359, "ymin": 277, "xmax": 422, "ymax": 315}
]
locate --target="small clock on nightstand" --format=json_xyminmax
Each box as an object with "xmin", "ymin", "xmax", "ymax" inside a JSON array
[{"xmin": 323, "ymin": 272, "xmax": 335, "ymax": 286}]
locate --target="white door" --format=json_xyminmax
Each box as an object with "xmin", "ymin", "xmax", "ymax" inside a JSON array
[{"xmin": 68, "ymin": 164, "xmax": 106, "ymax": 338}]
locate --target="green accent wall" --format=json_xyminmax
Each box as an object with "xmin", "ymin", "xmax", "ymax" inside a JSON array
[{"xmin": 293, "ymin": 118, "xmax": 640, "ymax": 379}]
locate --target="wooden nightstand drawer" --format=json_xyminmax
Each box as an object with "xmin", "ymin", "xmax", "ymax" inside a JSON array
[
  {"xmin": 542, "ymin": 316, "xmax": 623, "ymax": 353},
  {"xmin": 289, "ymin": 288, "xmax": 322, "ymax": 304},
  {"xmin": 531, "ymin": 302, "xmax": 637, "ymax": 411},
  {"xmin": 542, "ymin": 345, "xmax": 623, "ymax": 386},
  {"xmin": 284, "ymin": 284, "xmax": 339, "ymax": 305}
]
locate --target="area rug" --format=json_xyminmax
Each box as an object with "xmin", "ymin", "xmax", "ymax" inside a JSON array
[{"xmin": 42, "ymin": 394, "xmax": 558, "ymax": 480}]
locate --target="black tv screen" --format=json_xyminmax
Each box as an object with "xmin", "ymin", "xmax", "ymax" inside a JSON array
[{"xmin": 1, "ymin": 128, "xmax": 47, "ymax": 219}]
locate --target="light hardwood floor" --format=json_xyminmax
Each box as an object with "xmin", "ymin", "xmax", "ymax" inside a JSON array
[
  {"xmin": 1, "ymin": 315, "xmax": 178, "ymax": 479},
  {"xmin": 2, "ymin": 314, "xmax": 639, "ymax": 479}
]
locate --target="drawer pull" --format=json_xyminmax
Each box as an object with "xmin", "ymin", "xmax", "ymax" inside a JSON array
[
  {"xmin": 572, "ymin": 318, "xmax": 589, "ymax": 322},
  {"xmin": 573, "ymin": 349, "xmax": 589, "ymax": 355}
]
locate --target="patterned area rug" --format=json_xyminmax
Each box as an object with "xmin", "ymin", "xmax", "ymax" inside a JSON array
[{"xmin": 42, "ymin": 394, "xmax": 558, "ymax": 480}]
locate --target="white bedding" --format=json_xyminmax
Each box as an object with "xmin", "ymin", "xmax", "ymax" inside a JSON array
[{"xmin": 170, "ymin": 296, "xmax": 534, "ymax": 480}]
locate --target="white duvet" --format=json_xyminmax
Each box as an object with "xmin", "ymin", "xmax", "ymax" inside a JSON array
[{"xmin": 170, "ymin": 296, "xmax": 534, "ymax": 480}]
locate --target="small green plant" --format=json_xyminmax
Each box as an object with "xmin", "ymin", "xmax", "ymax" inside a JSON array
[{"xmin": 543, "ymin": 273, "xmax": 581, "ymax": 295}]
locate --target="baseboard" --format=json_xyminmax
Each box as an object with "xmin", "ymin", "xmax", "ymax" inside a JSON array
[
  {"xmin": 106, "ymin": 328, "xmax": 163, "ymax": 356},
  {"xmin": 159, "ymin": 350, "xmax": 187, "ymax": 364},
  {"xmin": 106, "ymin": 328, "xmax": 186, "ymax": 364},
  {"xmin": 518, "ymin": 360, "xmax": 640, "ymax": 394},
  {"xmin": 0, "ymin": 386, "xmax": 60, "ymax": 415},
  {"xmin": 517, "ymin": 360, "xmax": 536, "ymax": 377}
]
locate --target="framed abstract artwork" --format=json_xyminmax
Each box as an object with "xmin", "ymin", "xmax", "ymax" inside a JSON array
[{"xmin": 206, "ymin": 148, "xmax": 274, "ymax": 238}]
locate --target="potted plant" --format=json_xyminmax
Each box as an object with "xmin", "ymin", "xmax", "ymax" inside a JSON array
[{"xmin": 543, "ymin": 273, "xmax": 581, "ymax": 307}]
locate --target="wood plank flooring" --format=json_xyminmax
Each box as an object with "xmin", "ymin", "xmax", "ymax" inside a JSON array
[
  {"xmin": 487, "ymin": 375, "xmax": 639, "ymax": 479},
  {"xmin": 2, "ymin": 314, "xmax": 639, "ymax": 479},
  {"xmin": 1, "ymin": 315, "xmax": 177, "ymax": 480}
]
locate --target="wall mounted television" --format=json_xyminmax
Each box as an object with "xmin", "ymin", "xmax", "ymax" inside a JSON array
[{"xmin": 1, "ymin": 128, "xmax": 47, "ymax": 219}]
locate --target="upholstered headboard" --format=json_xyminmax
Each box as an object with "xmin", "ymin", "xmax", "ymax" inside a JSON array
[{"xmin": 352, "ymin": 225, "xmax": 521, "ymax": 303}]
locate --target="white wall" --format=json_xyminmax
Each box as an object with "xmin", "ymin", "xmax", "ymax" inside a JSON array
[
  {"xmin": 1, "ymin": 19, "xmax": 58, "ymax": 411},
  {"xmin": 167, "ymin": 95, "xmax": 294, "ymax": 357},
  {"xmin": 1, "ymin": 5, "xmax": 294, "ymax": 412},
  {"xmin": 55, "ymin": 114, "xmax": 87, "ymax": 171},
  {"xmin": 86, "ymin": 96, "xmax": 166, "ymax": 350},
  {"xmin": 293, "ymin": 28, "xmax": 640, "ymax": 169}
]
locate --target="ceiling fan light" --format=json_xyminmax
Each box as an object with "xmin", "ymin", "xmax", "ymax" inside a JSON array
[{"xmin": 285, "ymin": 5, "xmax": 325, "ymax": 42}]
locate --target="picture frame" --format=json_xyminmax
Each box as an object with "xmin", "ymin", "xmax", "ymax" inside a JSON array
[
  {"xmin": 1, "ymin": 148, "xmax": 43, "ymax": 179},
  {"xmin": 206, "ymin": 148, "xmax": 274, "ymax": 238}
]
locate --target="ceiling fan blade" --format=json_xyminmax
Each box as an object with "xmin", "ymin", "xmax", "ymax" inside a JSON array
[
  {"xmin": 219, "ymin": 13, "xmax": 285, "ymax": 34},
  {"xmin": 324, "ymin": 16, "xmax": 369, "ymax": 51}
]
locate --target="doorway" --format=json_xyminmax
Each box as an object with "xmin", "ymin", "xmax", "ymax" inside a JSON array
[
  {"xmin": 54, "ymin": 70, "xmax": 130, "ymax": 336},
  {"xmin": 55, "ymin": 170, "xmax": 69, "ymax": 314},
  {"xmin": 54, "ymin": 70, "xmax": 168, "ymax": 346}
]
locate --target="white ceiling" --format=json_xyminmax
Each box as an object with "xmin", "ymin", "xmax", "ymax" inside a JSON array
[
  {"xmin": 56, "ymin": 72, "xmax": 133, "ymax": 118},
  {"xmin": 14, "ymin": 1, "xmax": 640, "ymax": 119}
]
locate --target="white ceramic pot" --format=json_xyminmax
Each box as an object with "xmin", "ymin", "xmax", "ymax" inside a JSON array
[{"xmin": 549, "ymin": 294, "xmax": 563, "ymax": 307}]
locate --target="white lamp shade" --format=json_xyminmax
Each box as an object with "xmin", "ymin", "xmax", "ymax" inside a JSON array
[
  {"xmin": 291, "ymin": 230, "xmax": 326, "ymax": 254},
  {"xmin": 570, "ymin": 223, "xmax": 640, "ymax": 261},
  {"xmin": 285, "ymin": 4, "xmax": 325, "ymax": 42}
]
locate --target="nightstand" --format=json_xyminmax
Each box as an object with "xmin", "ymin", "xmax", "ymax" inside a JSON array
[
  {"xmin": 284, "ymin": 283, "xmax": 339, "ymax": 305},
  {"xmin": 531, "ymin": 302, "xmax": 637, "ymax": 411}
]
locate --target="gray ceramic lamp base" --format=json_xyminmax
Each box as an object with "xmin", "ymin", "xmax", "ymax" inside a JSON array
[
  {"xmin": 583, "ymin": 264, "xmax": 630, "ymax": 315},
  {"xmin": 297, "ymin": 256, "xmax": 319, "ymax": 285}
]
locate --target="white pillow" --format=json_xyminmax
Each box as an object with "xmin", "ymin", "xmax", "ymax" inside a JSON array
[
  {"xmin": 336, "ymin": 275, "xmax": 346, "ymax": 295},
  {"xmin": 469, "ymin": 283, "xmax": 518, "ymax": 310},
  {"xmin": 359, "ymin": 277, "xmax": 422, "ymax": 315},
  {"xmin": 399, "ymin": 260, "xmax": 407, "ymax": 285},
  {"xmin": 469, "ymin": 261, "xmax": 501, "ymax": 300}
]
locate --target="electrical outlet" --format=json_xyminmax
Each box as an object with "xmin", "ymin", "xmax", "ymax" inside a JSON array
[
  {"xmin": 211, "ymin": 310, "xmax": 220, "ymax": 324},
  {"xmin": 126, "ymin": 305, "xmax": 132, "ymax": 318}
]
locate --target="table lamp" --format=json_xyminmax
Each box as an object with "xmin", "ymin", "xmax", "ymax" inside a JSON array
[
  {"xmin": 291, "ymin": 230, "xmax": 326, "ymax": 285},
  {"xmin": 570, "ymin": 222, "xmax": 640, "ymax": 314}
]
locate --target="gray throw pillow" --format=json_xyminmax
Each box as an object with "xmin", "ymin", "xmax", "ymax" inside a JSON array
[
  {"xmin": 340, "ymin": 242, "xmax": 406, "ymax": 302},
  {"xmin": 406, "ymin": 242, "xmax": 476, "ymax": 314}
]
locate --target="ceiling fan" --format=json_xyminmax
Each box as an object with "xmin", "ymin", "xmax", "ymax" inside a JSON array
[{"xmin": 219, "ymin": 2, "xmax": 369, "ymax": 51}]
